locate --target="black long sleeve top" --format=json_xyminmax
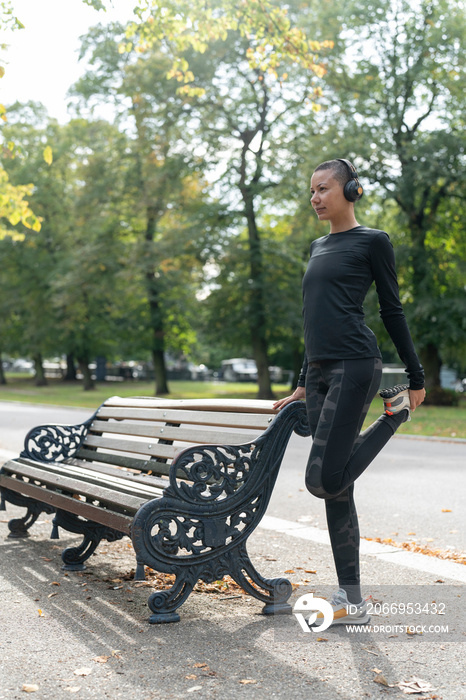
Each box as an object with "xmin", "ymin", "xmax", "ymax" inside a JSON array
[{"xmin": 297, "ymin": 226, "xmax": 424, "ymax": 390}]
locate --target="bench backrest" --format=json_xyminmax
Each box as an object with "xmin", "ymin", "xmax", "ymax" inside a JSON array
[{"xmin": 77, "ymin": 397, "xmax": 278, "ymax": 478}]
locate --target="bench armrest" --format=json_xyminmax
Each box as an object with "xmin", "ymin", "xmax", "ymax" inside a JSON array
[
  {"xmin": 20, "ymin": 417, "xmax": 94, "ymax": 463},
  {"xmin": 165, "ymin": 400, "xmax": 309, "ymax": 505}
]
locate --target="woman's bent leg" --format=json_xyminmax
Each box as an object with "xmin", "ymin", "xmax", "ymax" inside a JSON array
[{"xmin": 305, "ymin": 358, "xmax": 406, "ymax": 498}]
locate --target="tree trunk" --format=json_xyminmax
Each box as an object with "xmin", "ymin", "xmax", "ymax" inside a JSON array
[
  {"xmin": 64, "ymin": 353, "xmax": 77, "ymax": 381},
  {"xmin": 152, "ymin": 348, "xmax": 169, "ymax": 395},
  {"xmin": 145, "ymin": 208, "xmax": 170, "ymax": 396},
  {"xmin": 0, "ymin": 353, "xmax": 6, "ymax": 385},
  {"xmin": 419, "ymin": 343, "xmax": 442, "ymax": 391},
  {"xmin": 242, "ymin": 190, "xmax": 274, "ymax": 399},
  {"xmin": 32, "ymin": 353, "xmax": 47, "ymax": 386},
  {"xmin": 77, "ymin": 359, "xmax": 95, "ymax": 391}
]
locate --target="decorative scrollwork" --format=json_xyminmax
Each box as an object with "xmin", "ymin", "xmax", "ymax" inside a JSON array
[
  {"xmin": 167, "ymin": 400, "xmax": 309, "ymax": 506},
  {"xmin": 20, "ymin": 418, "xmax": 94, "ymax": 462},
  {"xmin": 131, "ymin": 496, "xmax": 262, "ymax": 573},
  {"xmin": 169, "ymin": 443, "xmax": 260, "ymax": 503}
]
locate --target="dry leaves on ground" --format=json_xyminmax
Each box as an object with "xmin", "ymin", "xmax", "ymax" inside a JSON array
[
  {"xmin": 397, "ymin": 677, "xmax": 437, "ymax": 694},
  {"xmin": 21, "ymin": 685, "xmax": 39, "ymax": 693},
  {"xmin": 128, "ymin": 570, "xmax": 246, "ymax": 595},
  {"xmin": 73, "ymin": 668, "xmax": 92, "ymax": 676},
  {"xmin": 363, "ymin": 536, "xmax": 466, "ymax": 564},
  {"xmin": 92, "ymin": 655, "xmax": 110, "ymax": 664}
]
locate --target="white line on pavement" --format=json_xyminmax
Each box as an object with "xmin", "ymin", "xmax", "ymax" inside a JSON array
[{"xmin": 259, "ymin": 515, "xmax": 466, "ymax": 584}]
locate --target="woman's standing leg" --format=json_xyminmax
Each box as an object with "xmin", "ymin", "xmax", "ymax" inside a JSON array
[{"xmin": 325, "ymin": 485, "xmax": 362, "ymax": 603}]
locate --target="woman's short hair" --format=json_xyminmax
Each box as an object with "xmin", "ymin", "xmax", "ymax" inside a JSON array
[{"xmin": 314, "ymin": 159, "xmax": 350, "ymax": 187}]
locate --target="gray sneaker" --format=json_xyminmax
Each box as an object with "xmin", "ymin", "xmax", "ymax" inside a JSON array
[
  {"xmin": 311, "ymin": 589, "xmax": 370, "ymax": 627},
  {"xmin": 379, "ymin": 384, "xmax": 411, "ymax": 420}
]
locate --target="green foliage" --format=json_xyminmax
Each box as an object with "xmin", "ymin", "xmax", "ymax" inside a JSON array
[{"xmin": 126, "ymin": 0, "xmax": 334, "ymax": 95}]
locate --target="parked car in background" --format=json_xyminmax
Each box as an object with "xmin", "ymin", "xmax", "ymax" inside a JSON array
[
  {"xmin": 221, "ymin": 358, "xmax": 258, "ymax": 382},
  {"xmin": 220, "ymin": 359, "xmax": 287, "ymax": 383}
]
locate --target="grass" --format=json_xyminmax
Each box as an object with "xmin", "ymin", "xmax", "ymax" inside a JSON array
[{"xmin": 1, "ymin": 374, "xmax": 465, "ymax": 439}]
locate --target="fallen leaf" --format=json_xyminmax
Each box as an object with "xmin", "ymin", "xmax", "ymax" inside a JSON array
[
  {"xmin": 22, "ymin": 685, "xmax": 39, "ymax": 693},
  {"xmin": 50, "ymin": 581, "xmax": 60, "ymax": 586},
  {"xmin": 407, "ymin": 532, "xmax": 416, "ymax": 535},
  {"xmin": 185, "ymin": 674, "xmax": 197, "ymax": 680},
  {"xmin": 93, "ymin": 656, "xmax": 110, "ymax": 664},
  {"xmin": 304, "ymin": 570, "xmax": 317, "ymax": 574},
  {"xmin": 38, "ymin": 609, "xmax": 44, "ymax": 617},
  {"xmin": 187, "ymin": 687, "xmax": 203, "ymax": 693},
  {"xmin": 397, "ymin": 677, "xmax": 437, "ymax": 694},
  {"xmin": 193, "ymin": 663, "xmax": 208, "ymax": 668},
  {"xmin": 372, "ymin": 668, "xmax": 383, "ymax": 674},
  {"xmin": 284, "ymin": 569, "xmax": 295, "ymax": 573},
  {"xmin": 316, "ymin": 637, "xmax": 328, "ymax": 642},
  {"xmin": 239, "ymin": 679, "xmax": 257, "ymax": 684},
  {"xmin": 441, "ymin": 509, "xmax": 452, "ymax": 513},
  {"xmin": 73, "ymin": 668, "xmax": 92, "ymax": 676},
  {"xmin": 373, "ymin": 673, "xmax": 394, "ymax": 687}
]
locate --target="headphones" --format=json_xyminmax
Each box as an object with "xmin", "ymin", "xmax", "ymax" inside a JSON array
[{"xmin": 337, "ymin": 159, "xmax": 364, "ymax": 202}]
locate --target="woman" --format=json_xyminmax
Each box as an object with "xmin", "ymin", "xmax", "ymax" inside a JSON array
[{"xmin": 273, "ymin": 158, "xmax": 426, "ymax": 626}]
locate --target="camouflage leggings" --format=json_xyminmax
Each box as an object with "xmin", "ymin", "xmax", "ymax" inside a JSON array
[{"xmin": 304, "ymin": 358, "xmax": 406, "ymax": 588}]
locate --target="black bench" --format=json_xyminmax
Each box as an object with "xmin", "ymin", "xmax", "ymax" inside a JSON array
[{"xmin": 0, "ymin": 397, "xmax": 308, "ymax": 623}]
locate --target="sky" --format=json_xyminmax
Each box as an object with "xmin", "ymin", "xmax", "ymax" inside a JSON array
[{"xmin": 1, "ymin": 0, "xmax": 135, "ymax": 122}]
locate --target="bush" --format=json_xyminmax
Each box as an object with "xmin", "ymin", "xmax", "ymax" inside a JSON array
[{"xmin": 423, "ymin": 387, "xmax": 460, "ymax": 407}]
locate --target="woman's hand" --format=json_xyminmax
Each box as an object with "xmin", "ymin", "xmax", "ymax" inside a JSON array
[
  {"xmin": 409, "ymin": 388, "xmax": 426, "ymax": 411},
  {"xmin": 273, "ymin": 386, "xmax": 306, "ymax": 411}
]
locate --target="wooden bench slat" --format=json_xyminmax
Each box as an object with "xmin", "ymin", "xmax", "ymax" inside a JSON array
[
  {"xmin": 1, "ymin": 461, "xmax": 147, "ymax": 513},
  {"xmin": 103, "ymin": 396, "xmax": 277, "ymax": 413},
  {"xmin": 96, "ymin": 406, "xmax": 274, "ymax": 430},
  {"xmin": 16, "ymin": 457, "xmax": 165, "ymax": 499},
  {"xmin": 68, "ymin": 457, "xmax": 169, "ymax": 489},
  {"xmin": 83, "ymin": 434, "xmax": 180, "ymax": 460},
  {"xmin": 89, "ymin": 419, "xmax": 260, "ymax": 445},
  {"xmin": 0, "ymin": 473, "xmax": 132, "ymax": 534},
  {"xmin": 76, "ymin": 448, "xmax": 171, "ymax": 476}
]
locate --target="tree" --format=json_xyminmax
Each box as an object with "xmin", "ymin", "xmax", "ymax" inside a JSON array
[
  {"xmin": 285, "ymin": 0, "xmax": 466, "ymax": 395},
  {"xmin": 0, "ymin": 105, "xmax": 135, "ymax": 388},
  {"xmin": 117, "ymin": 1, "xmax": 332, "ymax": 397},
  {"xmin": 72, "ymin": 23, "xmax": 217, "ymax": 394}
]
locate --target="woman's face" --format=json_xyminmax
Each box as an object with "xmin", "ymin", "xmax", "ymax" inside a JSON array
[{"xmin": 310, "ymin": 170, "xmax": 349, "ymax": 223}]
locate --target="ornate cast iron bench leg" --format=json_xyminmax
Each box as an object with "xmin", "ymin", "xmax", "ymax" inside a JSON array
[
  {"xmin": 229, "ymin": 542, "xmax": 292, "ymax": 615},
  {"xmin": 53, "ymin": 510, "xmax": 126, "ymax": 571},
  {"xmin": 1, "ymin": 490, "xmax": 55, "ymax": 539},
  {"xmin": 147, "ymin": 571, "xmax": 199, "ymax": 624}
]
